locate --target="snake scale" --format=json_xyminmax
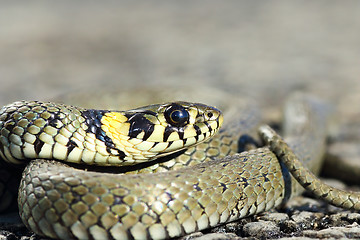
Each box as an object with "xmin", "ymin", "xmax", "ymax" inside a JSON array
[{"xmin": 0, "ymin": 89, "xmax": 359, "ymax": 240}]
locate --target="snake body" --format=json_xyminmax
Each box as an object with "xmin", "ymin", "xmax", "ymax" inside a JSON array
[{"xmin": 0, "ymin": 93, "xmax": 334, "ymax": 239}]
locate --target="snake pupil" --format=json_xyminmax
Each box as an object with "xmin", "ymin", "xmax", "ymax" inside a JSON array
[{"xmin": 164, "ymin": 104, "xmax": 189, "ymax": 127}]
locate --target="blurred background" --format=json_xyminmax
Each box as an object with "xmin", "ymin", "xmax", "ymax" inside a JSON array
[
  {"xmin": 0, "ymin": 1, "xmax": 360, "ymax": 144},
  {"xmin": 1, "ymin": 1, "xmax": 359, "ymax": 104}
]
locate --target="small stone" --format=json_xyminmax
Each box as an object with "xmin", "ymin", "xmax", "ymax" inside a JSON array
[
  {"xmin": 345, "ymin": 213, "xmax": 360, "ymax": 223},
  {"xmin": 290, "ymin": 211, "xmax": 325, "ymax": 230},
  {"xmin": 303, "ymin": 228, "xmax": 345, "ymax": 238},
  {"xmin": 279, "ymin": 220, "xmax": 298, "ymax": 233},
  {"xmin": 259, "ymin": 212, "xmax": 289, "ymax": 223},
  {"xmin": 191, "ymin": 232, "xmax": 239, "ymax": 240},
  {"xmin": 329, "ymin": 212, "xmax": 352, "ymax": 226},
  {"xmin": 243, "ymin": 221, "xmax": 280, "ymax": 238}
]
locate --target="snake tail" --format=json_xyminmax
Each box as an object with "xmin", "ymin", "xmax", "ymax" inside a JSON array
[{"xmin": 260, "ymin": 124, "xmax": 360, "ymax": 210}]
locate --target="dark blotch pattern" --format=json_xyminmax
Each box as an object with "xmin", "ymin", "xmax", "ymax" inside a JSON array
[
  {"xmin": 163, "ymin": 125, "xmax": 184, "ymax": 142},
  {"xmin": 82, "ymin": 110, "xmax": 112, "ymax": 147},
  {"xmin": 193, "ymin": 125, "xmax": 201, "ymax": 141},
  {"xmin": 82, "ymin": 110, "xmax": 126, "ymax": 158},
  {"xmin": 125, "ymin": 113, "xmax": 155, "ymax": 141},
  {"xmin": 204, "ymin": 122, "xmax": 212, "ymax": 133}
]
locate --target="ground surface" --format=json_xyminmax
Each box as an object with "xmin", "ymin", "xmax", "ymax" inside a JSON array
[{"xmin": 1, "ymin": 1, "xmax": 360, "ymax": 239}]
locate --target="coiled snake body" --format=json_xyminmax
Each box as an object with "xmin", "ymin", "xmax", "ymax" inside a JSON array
[{"xmin": 0, "ymin": 91, "xmax": 358, "ymax": 239}]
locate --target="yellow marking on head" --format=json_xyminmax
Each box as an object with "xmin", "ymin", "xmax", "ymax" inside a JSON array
[
  {"xmin": 183, "ymin": 126, "xmax": 197, "ymax": 139},
  {"xmin": 218, "ymin": 115, "xmax": 224, "ymax": 128},
  {"xmin": 196, "ymin": 122, "xmax": 208, "ymax": 134},
  {"xmin": 149, "ymin": 142, "xmax": 169, "ymax": 153},
  {"xmin": 120, "ymin": 139, "xmax": 134, "ymax": 148},
  {"xmin": 102, "ymin": 112, "xmax": 130, "ymax": 136},
  {"xmin": 128, "ymin": 138, "xmax": 143, "ymax": 145},
  {"xmin": 197, "ymin": 134, "xmax": 205, "ymax": 142},
  {"xmin": 184, "ymin": 136, "xmax": 196, "ymax": 146},
  {"xmin": 136, "ymin": 132, "xmax": 145, "ymax": 139},
  {"xmin": 187, "ymin": 107, "xmax": 199, "ymax": 125},
  {"xmin": 157, "ymin": 114, "xmax": 166, "ymax": 126},
  {"xmin": 144, "ymin": 124, "xmax": 165, "ymax": 142},
  {"xmin": 134, "ymin": 141, "xmax": 155, "ymax": 151},
  {"xmin": 209, "ymin": 121, "xmax": 219, "ymax": 132},
  {"xmin": 166, "ymin": 132, "xmax": 180, "ymax": 142},
  {"xmin": 165, "ymin": 140, "xmax": 184, "ymax": 152},
  {"xmin": 106, "ymin": 112, "xmax": 128, "ymax": 122}
]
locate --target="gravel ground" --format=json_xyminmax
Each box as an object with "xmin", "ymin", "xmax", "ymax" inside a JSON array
[{"xmin": 1, "ymin": 1, "xmax": 360, "ymax": 239}]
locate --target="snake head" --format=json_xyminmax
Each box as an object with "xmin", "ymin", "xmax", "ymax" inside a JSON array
[{"xmin": 101, "ymin": 102, "xmax": 223, "ymax": 163}]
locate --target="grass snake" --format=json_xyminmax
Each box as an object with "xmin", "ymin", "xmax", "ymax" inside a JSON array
[{"xmin": 0, "ymin": 89, "xmax": 358, "ymax": 239}]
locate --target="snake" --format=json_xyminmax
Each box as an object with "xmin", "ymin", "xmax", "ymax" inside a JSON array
[{"xmin": 0, "ymin": 89, "xmax": 358, "ymax": 240}]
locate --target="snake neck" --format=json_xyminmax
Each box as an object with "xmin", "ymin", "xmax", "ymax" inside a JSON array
[{"xmin": 0, "ymin": 100, "xmax": 223, "ymax": 167}]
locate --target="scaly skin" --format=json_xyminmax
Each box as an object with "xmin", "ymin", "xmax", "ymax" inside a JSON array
[
  {"xmin": 1, "ymin": 93, "xmax": 332, "ymax": 239},
  {"xmin": 260, "ymin": 125, "xmax": 360, "ymax": 210}
]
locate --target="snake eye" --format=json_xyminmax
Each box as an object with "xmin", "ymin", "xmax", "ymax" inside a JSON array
[{"xmin": 164, "ymin": 104, "xmax": 189, "ymax": 127}]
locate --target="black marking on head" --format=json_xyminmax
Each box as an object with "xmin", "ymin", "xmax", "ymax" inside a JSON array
[
  {"xmin": 126, "ymin": 113, "xmax": 155, "ymax": 141},
  {"xmin": 82, "ymin": 109, "xmax": 108, "ymax": 133},
  {"xmin": 82, "ymin": 109, "xmax": 116, "ymax": 150},
  {"xmin": 82, "ymin": 110, "xmax": 127, "ymax": 159},
  {"xmin": 103, "ymin": 135, "xmax": 115, "ymax": 148},
  {"xmin": 204, "ymin": 121, "xmax": 212, "ymax": 133},
  {"xmin": 202, "ymin": 133, "xmax": 207, "ymax": 139},
  {"xmin": 178, "ymin": 127, "xmax": 184, "ymax": 140},
  {"xmin": 163, "ymin": 125, "xmax": 179, "ymax": 142},
  {"xmin": 34, "ymin": 138, "xmax": 44, "ymax": 155},
  {"xmin": 66, "ymin": 139, "xmax": 78, "ymax": 154},
  {"xmin": 106, "ymin": 147, "xmax": 126, "ymax": 158},
  {"xmin": 216, "ymin": 118, "xmax": 221, "ymax": 129},
  {"xmin": 193, "ymin": 125, "xmax": 201, "ymax": 141}
]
